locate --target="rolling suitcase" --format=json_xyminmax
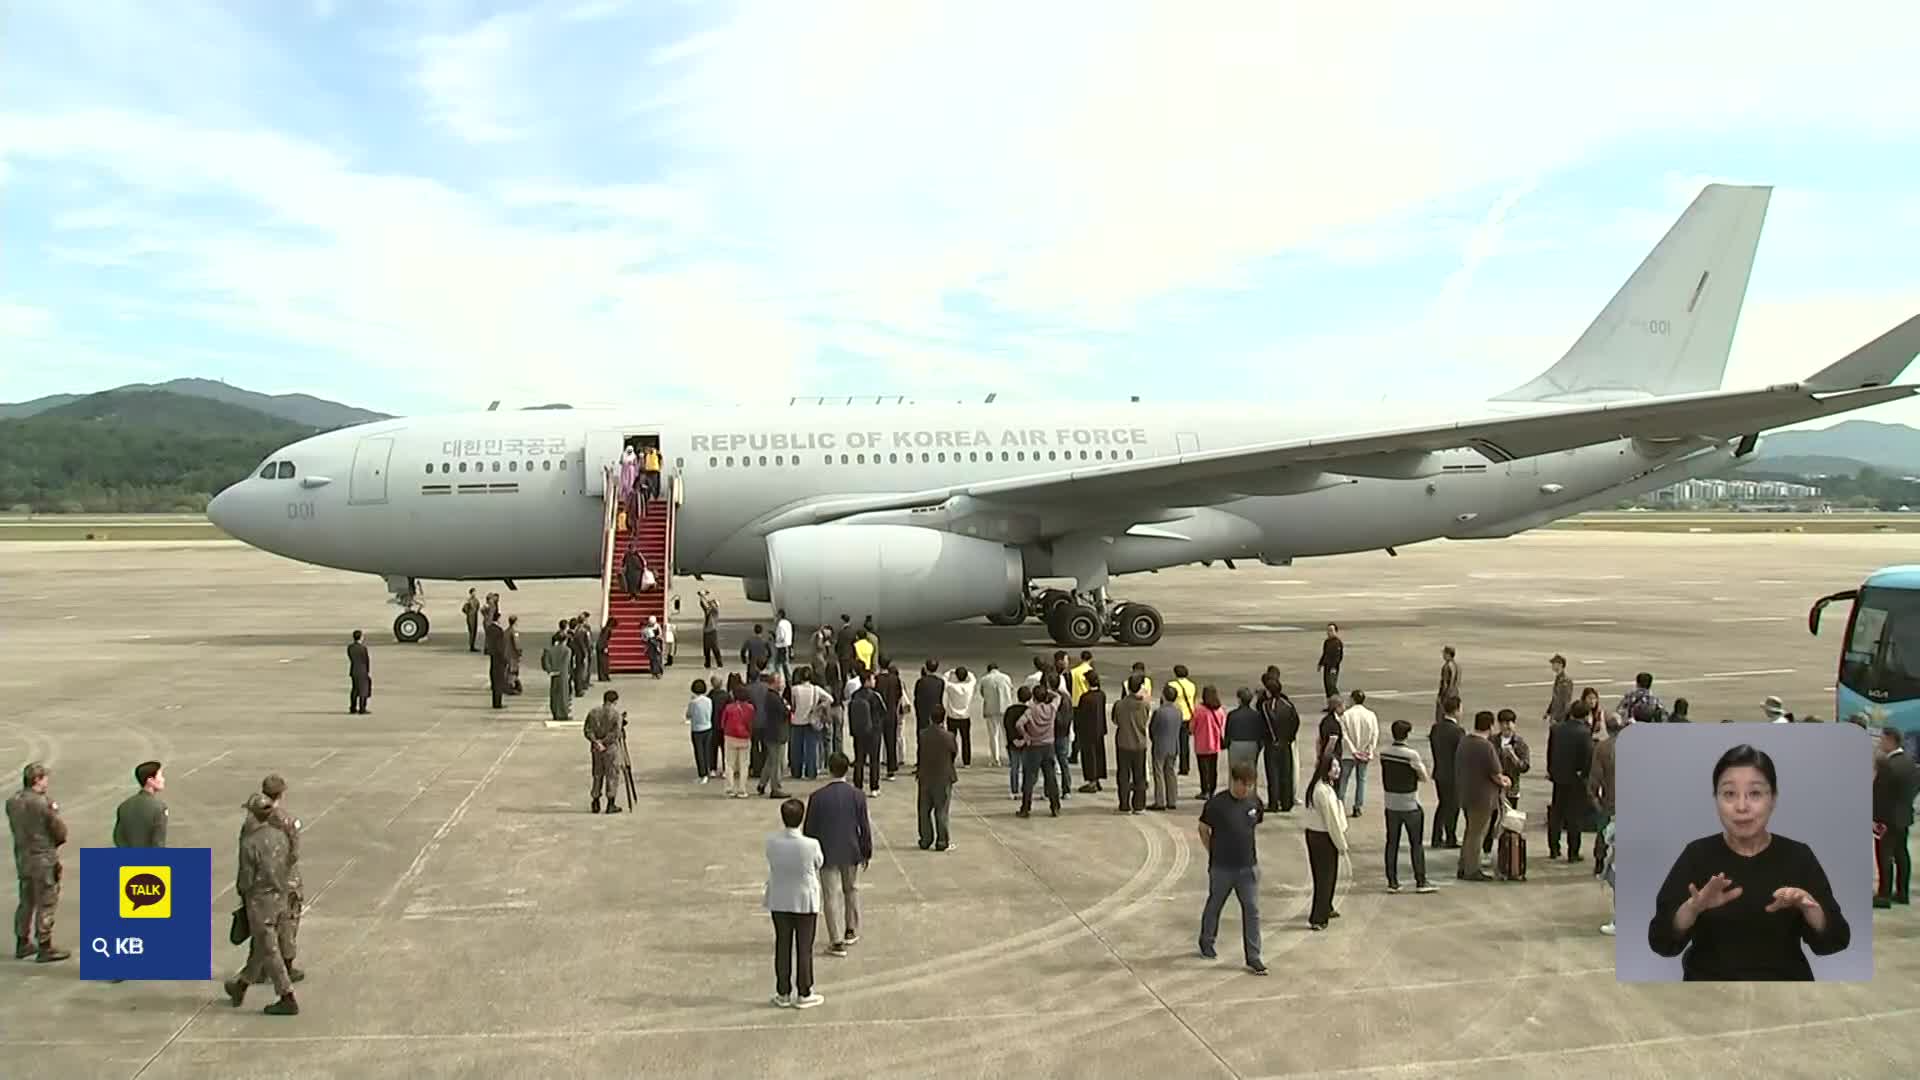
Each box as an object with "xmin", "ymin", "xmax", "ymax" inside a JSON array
[{"xmin": 1497, "ymin": 829, "xmax": 1527, "ymax": 881}]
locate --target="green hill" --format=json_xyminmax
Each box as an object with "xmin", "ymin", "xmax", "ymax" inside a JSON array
[
  {"xmin": 0, "ymin": 378, "xmax": 387, "ymax": 426},
  {"xmin": 0, "ymin": 390, "xmax": 318, "ymax": 513}
]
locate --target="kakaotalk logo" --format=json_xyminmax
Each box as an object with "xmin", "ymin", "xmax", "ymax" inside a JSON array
[{"xmin": 119, "ymin": 866, "xmax": 172, "ymax": 919}]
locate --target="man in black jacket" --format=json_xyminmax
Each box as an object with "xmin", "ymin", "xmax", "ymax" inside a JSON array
[
  {"xmin": 913, "ymin": 660, "xmax": 945, "ymax": 732},
  {"xmin": 346, "ymin": 630, "xmax": 371, "ymax": 714},
  {"xmin": 1256, "ymin": 676, "xmax": 1301, "ymax": 813},
  {"xmin": 804, "ymin": 753, "xmax": 873, "ymax": 955},
  {"xmin": 1545, "ymin": 702, "xmax": 1595, "ymax": 861},
  {"xmin": 1427, "ymin": 695, "xmax": 1464, "ymax": 847},
  {"xmin": 1873, "ymin": 727, "xmax": 1917, "ymax": 906},
  {"xmin": 1317, "ymin": 624, "xmax": 1344, "ymax": 698},
  {"xmin": 847, "ymin": 671, "xmax": 886, "ymax": 795}
]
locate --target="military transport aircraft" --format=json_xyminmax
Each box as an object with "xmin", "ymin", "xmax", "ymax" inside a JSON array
[{"xmin": 208, "ymin": 185, "xmax": 1920, "ymax": 647}]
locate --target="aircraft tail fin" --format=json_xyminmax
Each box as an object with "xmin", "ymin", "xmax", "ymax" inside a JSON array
[{"xmin": 1492, "ymin": 184, "xmax": 1771, "ymax": 404}]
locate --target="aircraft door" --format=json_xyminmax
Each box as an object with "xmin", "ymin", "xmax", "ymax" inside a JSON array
[
  {"xmin": 586, "ymin": 430, "xmax": 627, "ymax": 498},
  {"xmin": 1175, "ymin": 432, "xmax": 1201, "ymax": 455},
  {"xmin": 349, "ymin": 437, "xmax": 394, "ymax": 505}
]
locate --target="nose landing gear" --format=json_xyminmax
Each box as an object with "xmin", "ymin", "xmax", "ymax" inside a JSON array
[{"xmin": 384, "ymin": 574, "xmax": 430, "ymax": 643}]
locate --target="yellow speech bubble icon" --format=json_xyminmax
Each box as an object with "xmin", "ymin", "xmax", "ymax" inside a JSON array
[{"xmin": 119, "ymin": 865, "xmax": 171, "ymax": 919}]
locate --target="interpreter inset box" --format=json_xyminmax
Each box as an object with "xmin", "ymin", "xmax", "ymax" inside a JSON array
[{"xmin": 1613, "ymin": 724, "xmax": 1873, "ymax": 982}]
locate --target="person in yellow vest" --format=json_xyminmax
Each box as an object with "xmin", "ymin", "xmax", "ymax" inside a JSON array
[
  {"xmin": 1129, "ymin": 662, "xmax": 1153, "ymax": 702},
  {"xmin": 1069, "ymin": 651, "xmax": 1095, "ymax": 707},
  {"xmin": 852, "ymin": 630, "xmax": 876, "ymax": 674},
  {"xmin": 1169, "ymin": 664, "xmax": 1198, "ymax": 777},
  {"xmin": 640, "ymin": 443, "xmax": 663, "ymax": 511}
]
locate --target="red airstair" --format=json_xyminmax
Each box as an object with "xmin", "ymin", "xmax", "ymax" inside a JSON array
[{"xmin": 599, "ymin": 464, "xmax": 676, "ymax": 675}]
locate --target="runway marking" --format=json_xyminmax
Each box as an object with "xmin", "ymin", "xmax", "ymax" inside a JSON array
[
  {"xmin": 5, "ymin": 1005, "xmax": 1172, "ymax": 1047},
  {"xmin": 1577, "ymin": 620, "xmax": 1617, "ymax": 626},
  {"xmin": 310, "ymin": 749, "xmax": 340, "ymax": 769},
  {"xmin": 1700, "ymin": 668, "xmax": 1795, "ymax": 678},
  {"xmin": 1418, "ymin": 584, "xmax": 1458, "ymax": 590},
  {"xmin": 130, "ymin": 633, "xmax": 152, "ymax": 640},
  {"xmin": 1239, "ymin": 625, "xmax": 1305, "ymax": 632},
  {"xmin": 1755, "ymin": 579, "xmax": 1791, "ymax": 584},
  {"xmin": 1580, "ymin": 659, "xmax": 1609, "ymax": 665},
  {"xmin": 1265, "ymin": 580, "xmax": 1311, "ymax": 586},
  {"xmin": 375, "ymin": 724, "xmax": 532, "ymax": 913},
  {"xmin": 1711, "ymin": 616, "xmax": 1789, "ymax": 623},
  {"xmin": 1250, "ymin": 1005, "xmax": 1920, "ymax": 1078},
  {"xmin": 402, "ymin": 899, "xmax": 537, "ymax": 919},
  {"xmin": 1671, "ymin": 579, "xmax": 1722, "ymax": 585},
  {"xmin": 1504, "ymin": 680, "xmax": 1557, "ymax": 688},
  {"xmin": 177, "ymin": 749, "xmax": 233, "ymax": 778},
  {"xmin": 1215, "ymin": 964, "xmax": 1615, "ymax": 1007}
]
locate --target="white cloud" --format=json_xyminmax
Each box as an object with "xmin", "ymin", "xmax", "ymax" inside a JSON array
[
  {"xmin": 415, "ymin": 13, "xmax": 531, "ymax": 144},
  {"xmin": 0, "ymin": 300, "xmax": 55, "ymax": 338}
]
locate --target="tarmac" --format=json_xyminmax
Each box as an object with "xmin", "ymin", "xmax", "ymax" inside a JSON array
[{"xmin": 1, "ymin": 530, "xmax": 1915, "ymax": 1079}]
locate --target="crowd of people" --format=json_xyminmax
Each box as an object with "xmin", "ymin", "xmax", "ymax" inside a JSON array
[{"xmin": 657, "ymin": 621, "xmax": 1889, "ymax": 999}]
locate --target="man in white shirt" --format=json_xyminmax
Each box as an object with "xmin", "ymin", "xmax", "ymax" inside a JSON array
[
  {"xmin": 773, "ymin": 610, "xmax": 795, "ymax": 681},
  {"xmin": 943, "ymin": 666, "xmax": 980, "ymax": 768},
  {"xmin": 764, "ymin": 798, "xmax": 824, "ymax": 1008},
  {"xmin": 978, "ymin": 662, "xmax": 1014, "ymax": 768},
  {"xmin": 1338, "ymin": 690, "xmax": 1380, "ymax": 818}
]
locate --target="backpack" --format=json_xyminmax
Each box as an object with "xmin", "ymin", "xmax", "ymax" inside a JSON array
[{"xmin": 1630, "ymin": 695, "xmax": 1665, "ymax": 724}]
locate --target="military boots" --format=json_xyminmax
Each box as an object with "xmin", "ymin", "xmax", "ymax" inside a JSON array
[
  {"xmin": 36, "ymin": 945, "xmax": 70, "ymax": 963},
  {"xmin": 14, "ymin": 937, "xmax": 29, "ymax": 959}
]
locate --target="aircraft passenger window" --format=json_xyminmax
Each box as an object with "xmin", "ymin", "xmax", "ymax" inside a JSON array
[
  {"xmin": 709, "ymin": 457, "xmax": 718, "ymax": 469},
  {"xmin": 508, "ymin": 461, "xmax": 518, "ymax": 472},
  {"xmin": 459, "ymin": 462, "xmax": 468, "ymax": 473},
  {"xmin": 442, "ymin": 463, "xmax": 451, "ymax": 473},
  {"xmin": 675, "ymin": 457, "xmax": 684, "ymax": 469},
  {"xmin": 889, "ymin": 453, "xmax": 898, "ymax": 464},
  {"xmin": 934, "ymin": 452, "xmax": 943, "ymax": 463},
  {"xmin": 524, "ymin": 460, "xmax": 533, "ymax": 472},
  {"xmin": 542, "ymin": 460, "xmax": 552, "ymax": 471},
  {"xmin": 491, "ymin": 461, "xmax": 501, "ymax": 472},
  {"xmin": 259, "ymin": 463, "xmax": 276, "ymax": 479},
  {"xmin": 277, "ymin": 462, "xmax": 296, "ymax": 479},
  {"xmin": 969, "ymin": 451, "xmax": 978, "ymax": 462},
  {"xmin": 758, "ymin": 455, "xmax": 767, "ymax": 466},
  {"xmin": 1047, "ymin": 451, "xmax": 1056, "ymax": 462},
  {"xmin": 725, "ymin": 456, "xmax": 735, "ymax": 467},
  {"xmin": 1000, "ymin": 451, "xmax": 1009, "ymax": 462},
  {"xmin": 1017, "ymin": 451, "xmax": 1026, "ymax": 461},
  {"xmin": 1125, "ymin": 450, "xmax": 1134, "ymax": 459},
  {"xmin": 775, "ymin": 454, "xmax": 784, "ymax": 466},
  {"xmin": 840, "ymin": 454, "xmax": 849, "ymax": 465},
  {"xmin": 424, "ymin": 464, "xmax": 434, "ymax": 475}
]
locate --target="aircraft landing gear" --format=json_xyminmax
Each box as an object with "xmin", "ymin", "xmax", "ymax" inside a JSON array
[
  {"xmin": 986, "ymin": 595, "xmax": 1028, "ymax": 627},
  {"xmin": 1048, "ymin": 599, "xmax": 1104, "ymax": 648},
  {"xmin": 384, "ymin": 574, "xmax": 429, "ymax": 644},
  {"xmin": 393, "ymin": 609, "xmax": 431, "ymax": 643},
  {"xmin": 1112, "ymin": 602, "xmax": 1164, "ymax": 647}
]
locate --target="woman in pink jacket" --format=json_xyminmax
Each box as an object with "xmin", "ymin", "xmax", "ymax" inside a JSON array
[{"xmin": 1192, "ymin": 685, "xmax": 1228, "ymax": 797}]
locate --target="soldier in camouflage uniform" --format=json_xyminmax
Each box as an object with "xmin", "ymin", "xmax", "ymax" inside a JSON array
[
  {"xmin": 584, "ymin": 690, "xmax": 626, "ymax": 814},
  {"xmin": 225, "ymin": 793, "xmax": 299, "ymax": 1015},
  {"xmin": 6, "ymin": 762, "xmax": 70, "ymax": 962},
  {"xmin": 542, "ymin": 624, "xmax": 574, "ymax": 722},
  {"xmin": 253, "ymin": 774, "xmax": 305, "ymax": 983}
]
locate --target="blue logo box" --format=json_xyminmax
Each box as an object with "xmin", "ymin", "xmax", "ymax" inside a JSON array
[{"xmin": 79, "ymin": 847, "xmax": 213, "ymax": 981}]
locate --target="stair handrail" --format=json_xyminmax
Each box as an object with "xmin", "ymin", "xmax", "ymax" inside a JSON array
[{"xmin": 599, "ymin": 463, "xmax": 618, "ymax": 629}]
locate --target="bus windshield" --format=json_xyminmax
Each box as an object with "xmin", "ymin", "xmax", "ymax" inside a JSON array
[{"xmin": 1840, "ymin": 585, "xmax": 1920, "ymax": 705}]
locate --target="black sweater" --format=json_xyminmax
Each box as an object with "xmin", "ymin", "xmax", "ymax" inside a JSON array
[{"xmin": 1648, "ymin": 833, "xmax": 1850, "ymax": 981}]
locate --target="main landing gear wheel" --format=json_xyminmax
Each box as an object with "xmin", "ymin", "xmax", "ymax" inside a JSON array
[
  {"xmin": 1054, "ymin": 602, "xmax": 1103, "ymax": 648},
  {"xmin": 986, "ymin": 599, "xmax": 1027, "ymax": 627},
  {"xmin": 393, "ymin": 610, "xmax": 430, "ymax": 644},
  {"xmin": 1037, "ymin": 588, "xmax": 1075, "ymax": 627},
  {"xmin": 1114, "ymin": 603, "xmax": 1164, "ymax": 647}
]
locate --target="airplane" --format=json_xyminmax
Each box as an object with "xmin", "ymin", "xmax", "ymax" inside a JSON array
[{"xmin": 208, "ymin": 184, "xmax": 1920, "ymax": 648}]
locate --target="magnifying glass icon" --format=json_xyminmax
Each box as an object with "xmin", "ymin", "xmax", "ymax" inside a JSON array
[{"xmin": 90, "ymin": 938, "xmax": 110, "ymax": 958}]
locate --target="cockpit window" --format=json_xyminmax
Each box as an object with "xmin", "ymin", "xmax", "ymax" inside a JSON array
[
  {"xmin": 259, "ymin": 462, "xmax": 277, "ymax": 480},
  {"xmin": 276, "ymin": 461, "xmax": 296, "ymax": 479}
]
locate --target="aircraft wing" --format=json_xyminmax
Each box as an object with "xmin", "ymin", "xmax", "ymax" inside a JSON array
[{"xmin": 754, "ymin": 314, "xmax": 1920, "ymax": 533}]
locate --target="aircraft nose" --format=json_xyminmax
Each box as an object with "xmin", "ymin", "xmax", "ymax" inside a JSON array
[{"xmin": 206, "ymin": 485, "xmax": 245, "ymax": 541}]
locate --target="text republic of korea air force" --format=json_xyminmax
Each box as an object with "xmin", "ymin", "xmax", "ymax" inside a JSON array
[{"xmin": 689, "ymin": 427, "xmax": 1155, "ymax": 455}]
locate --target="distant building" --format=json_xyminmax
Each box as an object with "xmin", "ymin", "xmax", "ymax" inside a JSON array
[{"xmin": 1640, "ymin": 478, "xmax": 1821, "ymax": 507}]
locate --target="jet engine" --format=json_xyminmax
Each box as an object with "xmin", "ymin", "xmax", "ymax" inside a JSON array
[{"xmin": 765, "ymin": 525, "xmax": 1025, "ymax": 629}]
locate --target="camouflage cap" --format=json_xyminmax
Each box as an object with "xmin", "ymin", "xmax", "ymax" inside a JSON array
[{"xmin": 243, "ymin": 792, "xmax": 276, "ymax": 816}]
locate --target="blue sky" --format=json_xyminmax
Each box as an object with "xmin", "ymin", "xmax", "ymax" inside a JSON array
[{"xmin": 3, "ymin": 1, "xmax": 1919, "ymax": 426}]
